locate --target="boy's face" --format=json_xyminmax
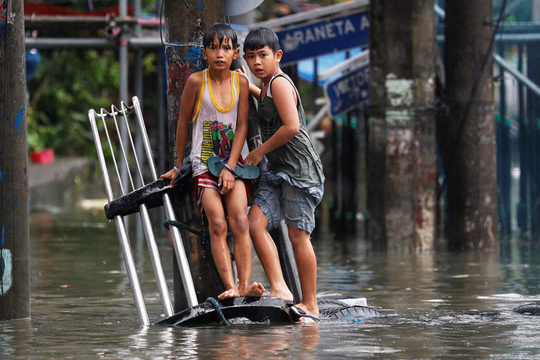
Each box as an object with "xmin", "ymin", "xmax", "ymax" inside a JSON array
[
  {"xmin": 202, "ymin": 36, "xmax": 239, "ymax": 70},
  {"xmin": 243, "ymin": 45, "xmax": 282, "ymax": 80}
]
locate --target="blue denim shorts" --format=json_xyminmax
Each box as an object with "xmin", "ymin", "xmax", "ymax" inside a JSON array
[{"xmin": 252, "ymin": 171, "xmax": 324, "ymax": 233}]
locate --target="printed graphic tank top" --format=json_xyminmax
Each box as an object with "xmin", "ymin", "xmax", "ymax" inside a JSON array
[{"xmin": 190, "ymin": 69, "xmax": 240, "ymax": 177}]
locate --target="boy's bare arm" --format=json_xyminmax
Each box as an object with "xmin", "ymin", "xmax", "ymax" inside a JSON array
[
  {"xmin": 245, "ymin": 76, "xmax": 299, "ymax": 165},
  {"xmin": 228, "ymin": 74, "xmax": 249, "ymax": 169},
  {"xmin": 161, "ymin": 72, "xmax": 201, "ymax": 186},
  {"xmin": 235, "ymin": 66, "xmax": 261, "ymax": 99}
]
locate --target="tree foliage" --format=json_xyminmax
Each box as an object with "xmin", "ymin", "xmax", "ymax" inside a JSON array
[{"xmin": 27, "ymin": 49, "xmax": 120, "ymax": 155}]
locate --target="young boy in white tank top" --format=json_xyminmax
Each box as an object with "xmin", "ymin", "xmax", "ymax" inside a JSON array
[{"xmin": 162, "ymin": 23, "xmax": 265, "ymax": 300}]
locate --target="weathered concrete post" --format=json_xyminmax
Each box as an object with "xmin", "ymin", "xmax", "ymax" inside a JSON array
[
  {"xmin": 442, "ymin": 0, "xmax": 498, "ymax": 250},
  {"xmin": 0, "ymin": 0, "xmax": 30, "ymax": 320},
  {"xmin": 496, "ymin": 45, "xmax": 511, "ymax": 236},
  {"xmin": 526, "ymin": 3, "xmax": 540, "ymax": 235},
  {"xmin": 368, "ymin": 0, "xmax": 437, "ymax": 253},
  {"xmin": 163, "ymin": 0, "xmax": 224, "ymax": 311}
]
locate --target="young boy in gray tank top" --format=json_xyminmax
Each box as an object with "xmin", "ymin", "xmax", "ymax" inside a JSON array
[{"xmin": 240, "ymin": 27, "xmax": 325, "ymax": 322}]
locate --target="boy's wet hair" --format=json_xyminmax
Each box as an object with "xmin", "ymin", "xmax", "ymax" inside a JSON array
[
  {"xmin": 243, "ymin": 27, "xmax": 281, "ymax": 53},
  {"xmin": 203, "ymin": 23, "xmax": 238, "ymax": 49}
]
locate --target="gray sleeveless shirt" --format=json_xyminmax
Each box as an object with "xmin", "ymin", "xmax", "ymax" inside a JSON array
[{"xmin": 258, "ymin": 73, "xmax": 324, "ymax": 185}]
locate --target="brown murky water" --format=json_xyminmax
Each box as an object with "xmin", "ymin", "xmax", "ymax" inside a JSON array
[{"xmin": 1, "ymin": 205, "xmax": 538, "ymax": 359}]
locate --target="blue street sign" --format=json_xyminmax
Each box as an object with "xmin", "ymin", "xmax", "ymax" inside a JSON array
[
  {"xmin": 324, "ymin": 64, "xmax": 369, "ymax": 116},
  {"xmin": 276, "ymin": 11, "xmax": 369, "ymax": 65}
]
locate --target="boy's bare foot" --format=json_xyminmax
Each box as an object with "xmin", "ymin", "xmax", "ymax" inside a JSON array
[
  {"xmin": 269, "ymin": 289, "xmax": 295, "ymax": 303},
  {"xmin": 217, "ymin": 288, "xmax": 240, "ymax": 300},
  {"xmin": 239, "ymin": 282, "xmax": 266, "ymax": 297},
  {"xmin": 292, "ymin": 302, "xmax": 319, "ymax": 319}
]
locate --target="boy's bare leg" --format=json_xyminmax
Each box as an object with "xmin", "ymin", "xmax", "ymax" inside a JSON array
[
  {"xmin": 201, "ymin": 189, "xmax": 239, "ymax": 300},
  {"xmin": 249, "ymin": 204, "xmax": 294, "ymax": 302},
  {"xmin": 224, "ymin": 182, "xmax": 265, "ymax": 298},
  {"xmin": 288, "ymin": 226, "xmax": 319, "ymax": 318}
]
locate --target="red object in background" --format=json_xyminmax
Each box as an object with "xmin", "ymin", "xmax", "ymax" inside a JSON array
[
  {"xmin": 24, "ymin": 1, "xmax": 132, "ymax": 17},
  {"xmin": 30, "ymin": 148, "xmax": 54, "ymax": 164}
]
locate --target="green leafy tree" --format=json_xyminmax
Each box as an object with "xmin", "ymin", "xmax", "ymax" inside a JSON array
[{"xmin": 27, "ymin": 49, "xmax": 120, "ymax": 155}]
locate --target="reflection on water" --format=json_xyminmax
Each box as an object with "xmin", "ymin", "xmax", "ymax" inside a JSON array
[{"xmin": 1, "ymin": 209, "xmax": 540, "ymax": 359}]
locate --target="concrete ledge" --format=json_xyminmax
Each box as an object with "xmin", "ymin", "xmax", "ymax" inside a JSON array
[
  {"xmin": 28, "ymin": 157, "xmax": 91, "ymax": 189},
  {"xmin": 28, "ymin": 157, "xmax": 97, "ymax": 212}
]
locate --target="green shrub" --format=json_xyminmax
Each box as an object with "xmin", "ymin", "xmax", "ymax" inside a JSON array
[{"xmin": 27, "ymin": 49, "xmax": 120, "ymax": 156}]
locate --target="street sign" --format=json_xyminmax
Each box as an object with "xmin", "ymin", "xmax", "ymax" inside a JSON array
[
  {"xmin": 324, "ymin": 64, "xmax": 369, "ymax": 116},
  {"xmin": 276, "ymin": 11, "xmax": 369, "ymax": 65}
]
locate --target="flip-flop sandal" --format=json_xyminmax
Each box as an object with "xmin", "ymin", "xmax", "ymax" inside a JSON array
[
  {"xmin": 173, "ymin": 157, "xmax": 192, "ymax": 186},
  {"xmin": 290, "ymin": 305, "xmax": 320, "ymax": 323},
  {"xmin": 207, "ymin": 156, "xmax": 260, "ymax": 180}
]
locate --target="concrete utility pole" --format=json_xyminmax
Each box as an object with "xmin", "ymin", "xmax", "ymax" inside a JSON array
[
  {"xmin": 368, "ymin": 0, "xmax": 437, "ymax": 253},
  {"xmin": 526, "ymin": 1, "xmax": 540, "ymax": 234},
  {"xmin": 164, "ymin": 0, "xmax": 224, "ymax": 311},
  {"xmin": 0, "ymin": 0, "xmax": 30, "ymax": 320},
  {"xmin": 441, "ymin": 0, "xmax": 498, "ymax": 250}
]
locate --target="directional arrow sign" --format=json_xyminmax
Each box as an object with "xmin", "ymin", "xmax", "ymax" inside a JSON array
[{"xmin": 276, "ymin": 11, "xmax": 369, "ymax": 65}]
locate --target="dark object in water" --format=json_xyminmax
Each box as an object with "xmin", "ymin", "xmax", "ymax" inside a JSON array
[
  {"xmin": 512, "ymin": 302, "xmax": 540, "ymax": 315},
  {"xmin": 156, "ymin": 296, "xmax": 385, "ymax": 327},
  {"xmin": 318, "ymin": 299, "xmax": 385, "ymax": 321}
]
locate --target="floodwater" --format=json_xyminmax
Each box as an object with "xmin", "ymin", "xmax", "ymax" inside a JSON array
[{"xmin": 3, "ymin": 192, "xmax": 540, "ymax": 358}]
